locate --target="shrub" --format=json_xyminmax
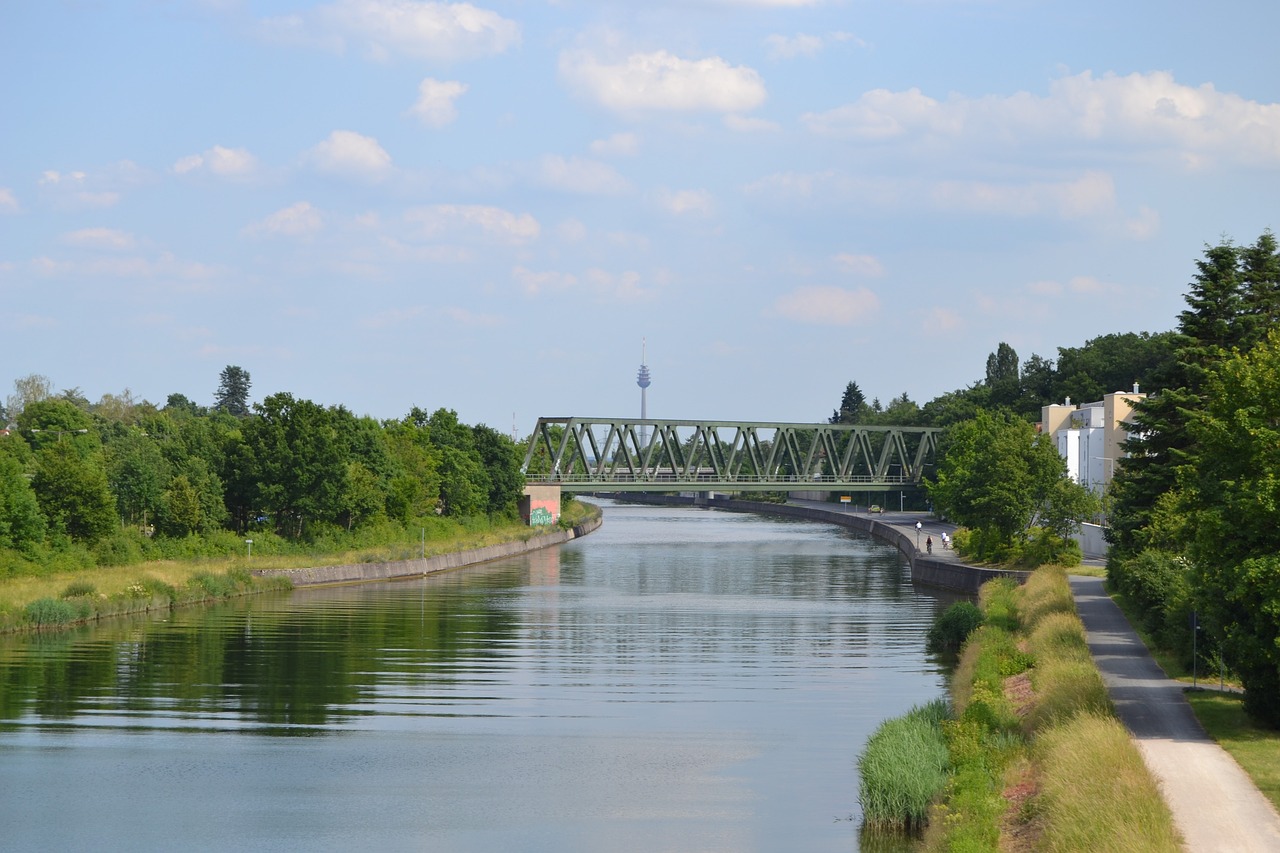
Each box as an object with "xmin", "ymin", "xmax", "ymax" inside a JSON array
[
  {"xmin": 24, "ymin": 597, "xmax": 82, "ymax": 627},
  {"xmin": 928, "ymin": 601, "xmax": 985, "ymax": 653},
  {"xmin": 60, "ymin": 580, "xmax": 98, "ymax": 599},
  {"xmin": 858, "ymin": 699, "xmax": 951, "ymax": 830},
  {"xmin": 1018, "ymin": 527, "xmax": 1083, "ymax": 569},
  {"xmin": 185, "ymin": 571, "xmax": 236, "ymax": 600},
  {"xmin": 91, "ymin": 530, "xmax": 148, "ymax": 567}
]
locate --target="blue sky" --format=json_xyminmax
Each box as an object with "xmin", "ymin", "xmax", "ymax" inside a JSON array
[{"xmin": 3, "ymin": 0, "xmax": 1278, "ymax": 433}]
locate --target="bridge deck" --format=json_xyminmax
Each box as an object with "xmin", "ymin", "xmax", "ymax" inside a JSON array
[{"xmin": 521, "ymin": 417, "xmax": 939, "ymax": 492}]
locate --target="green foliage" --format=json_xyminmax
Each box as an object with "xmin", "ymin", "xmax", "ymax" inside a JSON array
[
  {"xmin": 60, "ymin": 580, "xmax": 97, "ymax": 598},
  {"xmin": 213, "ymin": 364, "xmax": 252, "ymax": 416},
  {"xmin": 91, "ymin": 529, "xmax": 147, "ymax": 567},
  {"xmin": 858, "ymin": 700, "xmax": 951, "ymax": 831},
  {"xmin": 1035, "ymin": 714, "xmax": 1181, "ymax": 853},
  {"xmin": 0, "ymin": 453, "xmax": 46, "ymax": 553},
  {"xmin": 1108, "ymin": 549, "xmax": 1194, "ymax": 659},
  {"xmin": 1017, "ymin": 527, "xmax": 1082, "ymax": 569},
  {"xmin": 32, "ymin": 441, "xmax": 116, "ymax": 545},
  {"xmin": 1182, "ymin": 327, "xmax": 1280, "ymax": 725},
  {"xmin": 24, "ymin": 597, "xmax": 83, "ymax": 626},
  {"xmin": 929, "ymin": 411, "xmax": 1084, "ymax": 562},
  {"xmin": 1017, "ymin": 565, "xmax": 1077, "ymax": 629},
  {"xmin": 831, "ymin": 380, "xmax": 868, "ymax": 424},
  {"xmin": 927, "ymin": 601, "xmax": 984, "ymax": 654}
]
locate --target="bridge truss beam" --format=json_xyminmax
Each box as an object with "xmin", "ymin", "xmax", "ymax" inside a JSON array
[{"xmin": 521, "ymin": 417, "xmax": 941, "ymax": 492}]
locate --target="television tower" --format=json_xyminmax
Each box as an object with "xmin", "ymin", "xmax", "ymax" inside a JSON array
[{"xmin": 637, "ymin": 339, "xmax": 651, "ymax": 446}]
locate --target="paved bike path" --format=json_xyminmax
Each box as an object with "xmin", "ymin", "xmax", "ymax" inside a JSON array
[{"xmin": 1070, "ymin": 575, "xmax": 1280, "ymax": 852}]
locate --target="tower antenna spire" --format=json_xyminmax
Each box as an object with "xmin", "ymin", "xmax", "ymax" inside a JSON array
[{"xmin": 637, "ymin": 338, "xmax": 651, "ymax": 446}]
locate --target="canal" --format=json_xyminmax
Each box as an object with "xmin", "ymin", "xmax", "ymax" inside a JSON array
[{"xmin": 0, "ymin": 500, "xmax": 954, "ymax": 851}]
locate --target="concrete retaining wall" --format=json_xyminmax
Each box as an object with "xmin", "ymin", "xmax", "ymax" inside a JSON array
[
  {"xmin": 602, "ymin": 493, "xmax": 1026, "ymax": 595},
  {"xmin": 253, "ymin": 512, "xmax": 603, "ymax": 587},
  {"xmin": 1074, "ymin": 522, "xmax": 1108, "ymax": 559}
]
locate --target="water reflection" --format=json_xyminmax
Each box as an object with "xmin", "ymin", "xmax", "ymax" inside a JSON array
[{"xmin": 0, "ymin": 501, "xmax": 955, "ymax": 851}]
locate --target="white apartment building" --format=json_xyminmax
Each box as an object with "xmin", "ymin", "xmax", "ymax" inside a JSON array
[{"xmin": 1040, "ymin": 386, "xmax": 1146, "ymax": 494}]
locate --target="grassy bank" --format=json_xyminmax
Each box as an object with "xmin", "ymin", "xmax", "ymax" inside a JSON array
[
  {"xmin": 860, "ymin": 566, "xmax": 1181, "ymax": 851},
  {"xmin": 0, "ymin": 500, "xmax": 599, "ymax": 635}
]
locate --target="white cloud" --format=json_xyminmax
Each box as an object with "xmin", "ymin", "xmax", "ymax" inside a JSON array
[
  {"xmin": 584, "ymin": 267, "xmax": 652, "ymax": 301},
  {"xmin": 408, "ymin": 78, "xmax": 468, "ymax": 127},
  {"xmin": 361, "ymin": 305, "xmax": 428, "ymax": 329},
  {"xmin": 832, "ymin": 253, "xmax": 884, "ymax": 277},
  {"xmin": 656, "ymin": 188, "xmax": 713, "ymax": 217},
  {"xmin": 37, "ymin": 170, "xmax": 120, "ymax": 209},
  {"xmin": 932, "ymin": 171, "xmax": 1117, "ymax": 219},
  {"xmin": 306, "ymin": 130, "xmax": 393, "ymax": 178},
  {"xmin": 772, "ymin": 285, "xmax": 880, "ymax": 326},
  {"xmin": 245, "ymin": 202, "xmax": 324, "ymax": 238},
  {"xmin": 559, "ymin": 49, "xmax": 766, "ymax": 114},
  {"xmin": 539, "ymin": 155, "xmax": 630, "ymax": 194},
  {"xmin": 724, "ymin": 114, "xmax": 780, "ymax": 133},
  {"xmin": 0, "ymin": 188, "xmax": 18, "ymax": 213},
  {"xmin": 61, "ymin": 227, "xmax": 137, "ymax": 251},
  {"xmin": 925, "ymin": 307, "xmax": 963, "ymax": 332},
  {"xmin": 1027, "ymin": 280, "xmax": 1063, "ymax": 296},
  {"xmin": 713, "ymin": 0, "xmax": 823, "ymax": 6},
  {"xmin": 173, "ymin": 145, "xmax": 258, "ymax": 177},
  {"xmin": 260, "ymin": 0, "xmax": 520, "ymax": 63},
  {"xmin": 513, "ymin": 265, "xmax": 578, "ymax": 295},
  {"xmin": 589, "ymin": 132, "xmax": 640, "ymax": 157},
  {"xmin": 743, "ymin": 169, "xmax": 839, "ymax": 199},
  {"xmin": 29, "ymin": 252, "xmax": 220, "ymax": 283},
  {"xmin": 406, "ymin": 204, "xmax": 540, "ymax": 243},
  {"xmin": 764, "ymin": 33, "xmax": 825, "ymax": 60},
  {"xmin": 556, "ymin": 219, "xmax": 587, "ymax": 242},
  {"xmin": 1125, "ymin": 206, "xmax": 1161, "ymax": 239},
  {"xmin": 802, "ymin": 70, "xmax": 1280, "ymax": 165},
  {"xmin": 1068, "ymin": 275, "xmax": 1110, "ymax": 294},
  {"xmin": 605, "ymin": 230, "xmax": 651, "ymax": 251},
  {"xmin": 40, "ymin": 170, "xmax": 86, "ymax": 185}
]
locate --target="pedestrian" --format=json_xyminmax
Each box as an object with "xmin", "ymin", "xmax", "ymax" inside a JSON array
[{"xmin": 926, "ymin": 535, "xmax": 932, "ymax": 554}]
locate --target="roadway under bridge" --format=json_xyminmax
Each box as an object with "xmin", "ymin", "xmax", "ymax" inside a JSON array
[{"xmin": 520, "ymin": 417, "xmax": 941, "ymax": 493}]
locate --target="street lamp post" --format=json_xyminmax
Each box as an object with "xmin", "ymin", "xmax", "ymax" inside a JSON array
[
  {"xmin": 29, "ymin": 428, "xmax": 89, "ymax": 442},
  {"xmin": 916, "ymin": 520, "xmax": 922, "ymax": 548}
]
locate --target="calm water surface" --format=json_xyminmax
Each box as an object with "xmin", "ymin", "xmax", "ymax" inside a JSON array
[{"xmin": 0, "ymin": 501, "xmax": 953, "ymax": 852}]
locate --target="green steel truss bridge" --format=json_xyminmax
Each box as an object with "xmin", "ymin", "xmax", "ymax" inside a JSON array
[{"xmin": 521, "ymin": 417, "xmax": 941, "ymax": 493}]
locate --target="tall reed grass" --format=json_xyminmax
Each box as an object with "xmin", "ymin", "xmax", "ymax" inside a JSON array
[
  {"xmin": 1017, "ymin": 565, "xmax": 1075, "ymax": 630},
  {"xmin": 1035, "ymin": 712, "xmax": 1182, "ymax": 852},
  {"xmin": 858, "ymin": 699, "xmax": 951, "ymax": 831}
]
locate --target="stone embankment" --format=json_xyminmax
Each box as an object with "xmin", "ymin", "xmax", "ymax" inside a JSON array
[{"xmin": 253, "ymin": 512, "xmax": 602, "ymax": 587}]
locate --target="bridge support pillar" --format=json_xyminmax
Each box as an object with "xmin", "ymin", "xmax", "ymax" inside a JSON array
[{"xmin": 521, "ymin": 484, "xmax": 561, "ymax": 527}]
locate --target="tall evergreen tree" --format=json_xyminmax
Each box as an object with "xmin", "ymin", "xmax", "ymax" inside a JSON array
[
  {"xmin": 213, "ymin": 365, "xmax": 252, "ymax": 416},
  {"xmin": 830, "ymin": 381, "xmax": 867, "ymax": 424},
  {"xmin": 1109, "ymin": 239, "xmax": 1249, "ymax": 560},
  {"xmin": 984, "ymin": 342, "xmax": 1020, "ymax": 408},
  {"xmin": 1239, "ymin": 230, "xmax": 1280, "ymax": 349}
]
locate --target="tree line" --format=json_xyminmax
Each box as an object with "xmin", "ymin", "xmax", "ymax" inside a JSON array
[
  {"xmin": 0, "ymin": 366, "xmax": 525, "ymax": 570},
  {"xmin": 833, "ymin": 230, "xmax": 1280, "ymax": 727}
]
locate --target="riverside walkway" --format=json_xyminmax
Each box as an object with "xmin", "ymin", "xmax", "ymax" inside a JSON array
[
  {"xmin": 1070, "ymin": 576, "xmax": 1280, "ymax": 852},
  {"xmin": 797, "ymin": 501, "xmax": 1280, "ymax": 850}
]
